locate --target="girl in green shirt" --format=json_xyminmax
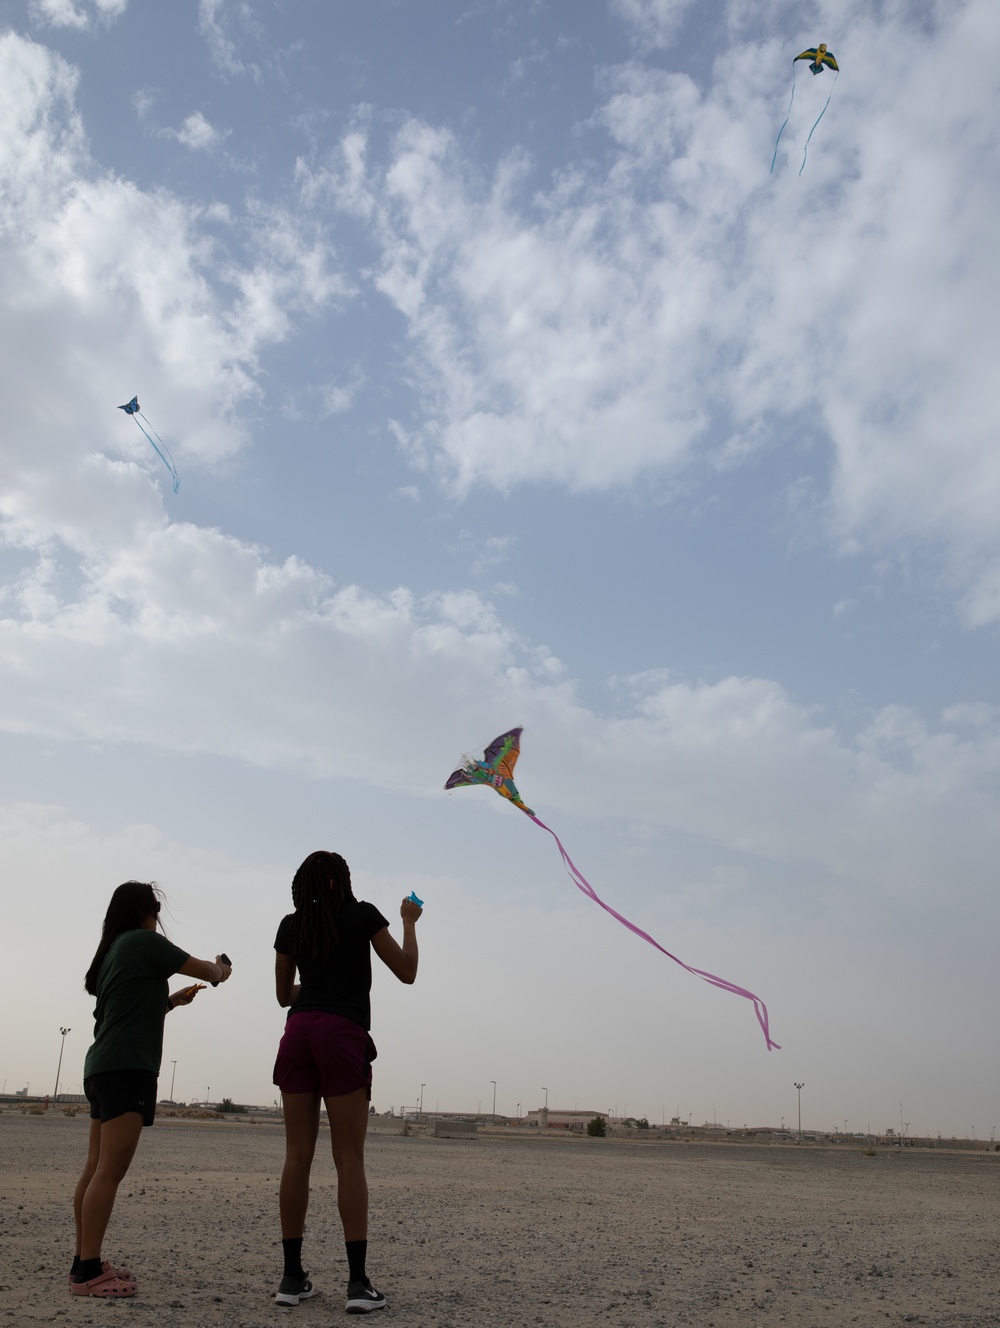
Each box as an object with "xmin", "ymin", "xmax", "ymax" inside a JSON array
[{"xmin": 71, "ymin": 880, "xmax": 231, "ymax": 1299}]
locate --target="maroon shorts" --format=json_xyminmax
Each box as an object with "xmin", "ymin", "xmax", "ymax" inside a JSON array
[{"xmin": 272, "ymin": 1011, "xmax": 377, "ymax": 1099}]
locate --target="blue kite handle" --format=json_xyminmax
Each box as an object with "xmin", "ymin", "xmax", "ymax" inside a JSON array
[{"xmin": 407, "ymin": 891, "xmax": 425, "ymax": 908}]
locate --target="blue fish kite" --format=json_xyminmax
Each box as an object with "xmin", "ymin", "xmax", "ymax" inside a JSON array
[
  {"xmin": 117, "ymin": 396, "xmax": 180, "ymax": 493},
  {"xmin": 770, "ymin": 42, "xmax": 840, "ymax": 176}
]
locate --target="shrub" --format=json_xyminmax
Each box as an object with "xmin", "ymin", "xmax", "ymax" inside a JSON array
[
  {"xmin": 586, "ymin": 1116, "xmax": 607, "ymax": 1137},
  {"xmin": 218, "ymin": 1098, "xmax": 248, "ymax": 1114}
]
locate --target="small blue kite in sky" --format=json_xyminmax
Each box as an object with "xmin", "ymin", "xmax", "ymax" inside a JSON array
[
  {"xmin": 771, "ymin": 42, "xmax": 841, "ymax": 177},
  {"xmin": 117, "ymin": 396, "xmax": 180, "ymax": 493}
]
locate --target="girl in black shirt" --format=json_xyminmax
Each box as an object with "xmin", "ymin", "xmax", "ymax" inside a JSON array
[{"xmin": 272, "ymin": 850, "xmax": 421, "ymax": 1314}]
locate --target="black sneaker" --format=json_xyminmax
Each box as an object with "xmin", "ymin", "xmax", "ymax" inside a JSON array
[
  {"xmin": 275, "ymin": 1272, "xmax": 317, "ymax": 1308},
  {"xmin": 345, "ymin": 1280, "xmax": 386, "ymax": 1313}
]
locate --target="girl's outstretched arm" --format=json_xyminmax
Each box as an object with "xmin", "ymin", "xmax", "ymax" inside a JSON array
[
  {"xmin": 178, "ymin": 954, "xmax": 231, "ymax": 984},
  {"xmin": 371, "ymin": 897, "xmax": 421, "ymax": 984}
]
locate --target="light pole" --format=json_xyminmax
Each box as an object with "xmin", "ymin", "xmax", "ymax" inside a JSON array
[
  {"xmin": 490, "ymin": 1080, "xmax": 496, "ymax": 1123},
  {"xmin": 170, "ymin": 1061, "xmax": 178, "ymax": 1101},
  {"xmin": 794, "ymin": 1083, "xmax": 804, "ymax": 1139},
  {"xmin": 419, "ymin": 1084, "xmax": 425, "ymax": 1119},
  {"xmin": 541, "ymin": 1086, "xmax": 548, "ymax": 1110},
  {"xmin": 53, "ymin": 1028, "xmax": 71, "ymax": 1102}
]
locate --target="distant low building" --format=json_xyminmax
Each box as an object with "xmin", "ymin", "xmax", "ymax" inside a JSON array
[{"xmin": 526, "ymin": 1108, "xmax": 606, "ymax": 1132}]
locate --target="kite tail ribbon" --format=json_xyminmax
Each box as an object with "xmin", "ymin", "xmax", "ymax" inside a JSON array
[
  {"xmin": 769, "ymin": 74, "xmax": 796, "ymax": 174},
  {"xmin": 526, "ymin": 812, "xmax": 780, "ymax": 1051},
  {"xmin": 132, "ymin": 413, "xmax": 180, "ymax": 493},
  {"xmin": 799, "ymin": 71, "xmax": 838, "ymax": 175}
]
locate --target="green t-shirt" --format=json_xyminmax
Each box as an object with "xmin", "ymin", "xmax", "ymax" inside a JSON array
[{"xmin": 83, "ymin": 929, "xmax": 190, "ymax": 1079}]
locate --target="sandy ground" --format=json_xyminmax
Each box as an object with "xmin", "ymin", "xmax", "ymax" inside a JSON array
[{"xmin": 2, "ymin": 1111, "xmax": 999, "ymax": 1328}]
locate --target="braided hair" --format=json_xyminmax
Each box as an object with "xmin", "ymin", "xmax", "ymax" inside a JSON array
[
  {"xmin": 288, "ymin": 851, "xmax": 355, "ymax": 959},
  {"xmin": 84, "ymin": 881, "xmax": 162, "ymax": 995}
]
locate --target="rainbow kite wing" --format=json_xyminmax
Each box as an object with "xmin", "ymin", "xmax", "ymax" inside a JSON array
[
  {"xmin": 445, "ymin": 725, "xmax": 534, "ymax": 814},
  {"xmin": 444, "ymin": 726, "xmax": 779, "ymax": 1050}
]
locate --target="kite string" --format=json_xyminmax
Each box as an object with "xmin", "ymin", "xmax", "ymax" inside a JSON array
[
  {"xmin": 132, "ymin": 413, "xmax": 181, "ymax": 493},
  {"xmin": 769, "ymin": 72, "xmax": 796, "ymax": 174},
  {"xmin": 799, "ymin": 70, "xmax": 838, "ymax": 175},
  {"xmin": 525, "ymin": 812, "xmax": 780, "ymax": 1051}
]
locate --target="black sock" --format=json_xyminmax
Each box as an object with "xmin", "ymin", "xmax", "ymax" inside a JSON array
[
  {"xmin": 346, "ymin": 1240, "xmax": 367, "ymax": 1284},
  {"xmin": 282, "ymin": 1237, "xmax": 305, "ymax": 1280},
  {"xmin": 71, "ymin": 1254, "xmax": 81, "ymax": 1277},
  {"xmin": 74, "ymin": 1257, "xmax": 103, "ymax": 1284}
]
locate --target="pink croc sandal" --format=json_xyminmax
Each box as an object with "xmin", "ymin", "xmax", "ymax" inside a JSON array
[
  {"xmin": 70, "ymin": 1268, "xmax": 137, "ymax": 1298},
  {"xmin": 68, "ymin": 1260, "xmax": 134, "ymax": 1291}
]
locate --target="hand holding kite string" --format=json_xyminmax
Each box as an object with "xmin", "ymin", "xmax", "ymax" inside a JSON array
[
  {"xmin": 118, "ymin": 396, "xmax": 180, "ymax": 493},
  {"xmin": 446, "ymin": 727, "xmax": 779, "ymax": 1050}
]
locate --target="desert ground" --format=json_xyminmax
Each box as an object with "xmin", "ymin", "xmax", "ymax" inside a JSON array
[{"xmin": 2, "ymin": 1110, "xmax": 999, "ymax": 1328}]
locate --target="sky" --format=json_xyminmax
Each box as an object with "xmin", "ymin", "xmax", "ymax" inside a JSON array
[{"xmin": 1, "ymin": 0, "xmax": 998, "ymax": 1140}]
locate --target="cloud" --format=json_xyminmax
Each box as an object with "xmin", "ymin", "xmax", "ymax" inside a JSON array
[
  {"xmin": 306, "ymin": 0, "xmax": 1000, "ymax": 617},
  {"xmin": 611, "ymin": 0, "xmax": 697, "ymax": 50},
  {"xmin": 0, "ymin": 32, "xmax": 348, "ymax": 500},
  {"xmin": 2, "ymin": 23, "xmax": 999, "ymax": 952},
  {"xmin": 198, "ymin": 0, "xmax": 262, "ymax": 79},
  {"xmin": 2, "ymin": 491, "xmax": 1000, "ymax": 918},
  {"xmin": 172, "ymin": 111, "xmax": 228, "ymax": 152},
  {"xmin": 29, "ymin": 0, "xmax": 127, "ymax": 29}
]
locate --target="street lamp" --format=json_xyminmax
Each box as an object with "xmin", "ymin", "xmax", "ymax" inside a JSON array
[
  {"xmin": 169, "ymin": 1060, "xmax": 178, "ymax": 1101},
  {"xmin": 53, "ymin": 1028, "xmax": 71, "ymax": 1103},
  {"xmin": 419, "ymin": 1084, "xmax": 425, "ymax": 1119},
  {"xmin": 794, "ymin": 1083, "xmax": 805, "ymax": 1139},
  {"xmin": 490, "ymin": 1080, "xmax": 496, "ymax": 1123},
  {"xmin": 541, "ymin": 1086, "xmax": 548, "ymax": 1111}
]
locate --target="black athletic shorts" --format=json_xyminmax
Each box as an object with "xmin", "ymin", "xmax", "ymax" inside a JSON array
[{"xmin": 84, "ymin": 1070, "xmax": 158, "ymax": 1127}]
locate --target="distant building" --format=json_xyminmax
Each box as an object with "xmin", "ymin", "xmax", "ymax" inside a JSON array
[{"xmin": 526, "ymin": 1108, "xmax": 606, "ymax": 1131}]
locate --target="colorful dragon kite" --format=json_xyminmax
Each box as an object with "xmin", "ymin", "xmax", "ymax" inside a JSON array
[
  {"xmin": 118, "ymin": 396, "xmax": 180, "ymax": 493},
  {"xmin": 771, "ymin": 42, "xmax": 840, "ymax": 176},
  {"xmin": 445, "ymin": 727, "xmax": 779, "ymax": 1050}
]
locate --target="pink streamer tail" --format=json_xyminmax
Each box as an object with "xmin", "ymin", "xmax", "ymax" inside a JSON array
[{"xmin": 526, "ymin": 813, "xmax": 780, "ymax": 1051}]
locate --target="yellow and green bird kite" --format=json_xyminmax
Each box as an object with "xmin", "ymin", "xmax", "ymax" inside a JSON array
[
  {"xmin": 771, "ymin": 42, "xmax": 841, "ymax": 174},
  {"xmin": 794, "ymin": 43, "xmax": 839, "ymax": 75}
]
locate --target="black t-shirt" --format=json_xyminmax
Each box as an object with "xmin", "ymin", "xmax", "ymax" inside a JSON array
[{"xmin": 274, "ymin": 899, "xmax": 390, "ymax": 1030}]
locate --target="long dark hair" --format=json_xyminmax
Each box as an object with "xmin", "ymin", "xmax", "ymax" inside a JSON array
[
  {"xmin": 288, "ymin": 851, "xmax": 354, "ymax": 959},
  {"xmin": 84, "ymin": 881, "xmax": 162, "ymax": 995}
]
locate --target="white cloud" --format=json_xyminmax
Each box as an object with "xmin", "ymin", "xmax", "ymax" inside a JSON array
[
  {"xmin": 2, "ymin": 24, "xmax": 1000, "ymax": 961},
  {"xmin": 29, "ymin": 0, "xmax": 127, "ymax": 29},
  {"xmin": 0, "ymin": 33, "xmax": 347, "ymax": 499},
  {"xmin": 2, "ymin": 496, "xmax": 1000, "ymax": 917},
  {"xmin": 307, "ymin": 0, "xmax": 1000, "ymax": 617},
  {"xmin": 198, "ymin": 0, "xmax": 262, "ymax": 79},
  {"xmin": 172, "ymin": 111, "xmax": 227, "ymax": 152},
  {"xmin": 611, "ymin": 0, "xmax": 697, "ymax": 50}
]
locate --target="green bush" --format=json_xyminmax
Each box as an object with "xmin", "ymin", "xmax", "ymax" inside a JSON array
[
  {"xmin": 218, "ymin": 1098, "xmax": 248, "ymax": 1114},
  {"xmin": 586, "ymin": 1116, "xmax": 607, "ymax": 1137}
]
